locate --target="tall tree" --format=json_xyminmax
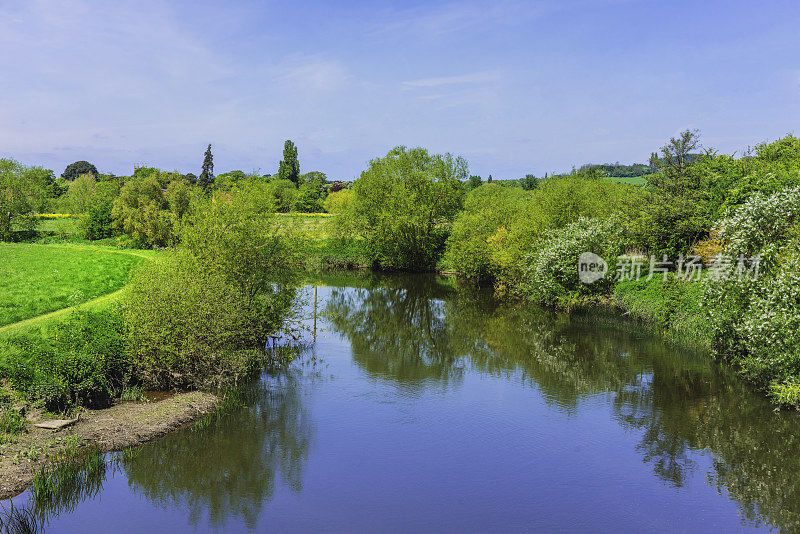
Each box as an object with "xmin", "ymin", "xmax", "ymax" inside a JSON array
[
  {"xmin": 199, "ymin": 144, "xmax": 214, "ymax": 189},
  {"xmin": 346, "ymin": 146, "xmax": 467, "ymax": 269},
  {"xmin": 653, "ymin": 129, "xmax": 701, "ymax": 177},
  {"xmin": 277, "ymin": 140, "xmax": 300, "ymax": 185},
  {"xmin": 633, "ymin": 129, "xmax": 710, "ymax": 257}
]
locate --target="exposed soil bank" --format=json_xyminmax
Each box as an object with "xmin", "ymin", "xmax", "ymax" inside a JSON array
[{"xmin": 0, "ymin": 391, "xmax": 220, "ymax": 500}]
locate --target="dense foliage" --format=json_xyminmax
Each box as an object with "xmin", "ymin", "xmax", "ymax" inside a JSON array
[
  {"xmin": 341, "ymin": 146, "xmax": 467, "ymax": 269},
  {"xmin": 111, "ymin": 170, "xmax": 191, "ymax": 247},
  {"xmin": 0, "ymin": 310, "xmax": 129, "ymax": 410},
  {"xmin": 521, "ymin": 216, "xmax": 625, "ymax": 306},
  {"xmin": 123, "ymin": 186, "xmax": 299, "ymax": 389},
  {"xmin": 443, "ymin": 177, "xmax": 639, "ymax": 285},
  {"xmin": 441, "ymin": 132, "xmax": 800, "ymax": 404},
  {"xmin": 701, "ymin": 188, "xmax": 800, "ymax": 402},
  {"xmin": 0, "ymin": 159, "xmax": 55, "ymax": 240},
  {"xmin": 61, "ymin": 160, "xmax": 98, "ymax": 181}
]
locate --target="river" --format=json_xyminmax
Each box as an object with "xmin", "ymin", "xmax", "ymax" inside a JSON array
[{"xmin": 7, "ymin": 273, "xmax": 800, "ymax": 532}]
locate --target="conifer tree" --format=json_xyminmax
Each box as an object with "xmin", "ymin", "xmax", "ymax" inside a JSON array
[{"xmin": 199, "ymin": 144, "xmax": 214, "ymax": 189}]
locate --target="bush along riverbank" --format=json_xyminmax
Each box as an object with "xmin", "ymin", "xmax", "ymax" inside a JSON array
[
  {"xmin": 446, "ymin": 134, "xmax": 800, "ymax": 407},
  {"xmin": 319, "ymin": 133, "xmax": 800, "ymax": 407},
  {"xmin": 0, "ymin": 186, "xmax": 305, "ymax": 494}
]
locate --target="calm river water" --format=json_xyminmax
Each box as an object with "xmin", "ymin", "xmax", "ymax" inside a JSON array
[{"xmin": 7, "ymin": 273, "xmax": 800, "ymax": 532}]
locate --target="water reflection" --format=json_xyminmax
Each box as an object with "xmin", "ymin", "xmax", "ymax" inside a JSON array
[
  {"xmin": 325, "ymin": 280, "xmax": 465, "ymax": 387},
  {"xmin": 120, "ymin": 370, "xmax": 312, "ymax": 529},
  {"xmin": 325, "ymin": 274, "xmax": 800, "ymax": 531}
]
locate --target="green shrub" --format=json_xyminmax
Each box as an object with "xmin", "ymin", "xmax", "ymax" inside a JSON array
[
  {"xmin": 112, "ymin": 171, "xmax": 186, "ymax": 247},
  {"xmin": 769, "ymin": 377, "xmax": 800, "ymax": 407},
  {"xmin": 535, "ymin": 175, "xmax": 638, "ymax": 229},
  {"xmin": 124, "ymin": 189, "xmax": 299, "ymax": 389},
  {"xmin": 81, "ymin": 198, "xmax": 115, "ymax": 240},
  {"xmin": 522, "ymin": 216, "xmax": 625, "ymax": 306},
  {"xmin": 0, "ymin": 407, "xmax": 26, "ymax": 435},
  {"xmin": 29, "ymin": 378, "xmax": 70, "ymax": 412},
  {"xmin": 265, "ymin": 179, "xmax": 297, "ymax": 213},
  {"xmin": 323, "ymin": 189, "xmax": 352, "ymax": 215},
  {"xmin": 443, "ymin": 184, "xmax": 538, "ymax": 282},
  {"xmin": 0, "ymin": 310, "xmax": 128, "ymax": 410},
  {"xmin": 123, "ymin": 252, "xmax": 272, "ymax": 389}
]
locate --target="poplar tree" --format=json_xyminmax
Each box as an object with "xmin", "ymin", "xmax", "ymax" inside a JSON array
[{"xmin": 277, "ymin": 140, "xmax": 300, "ymax": 185}]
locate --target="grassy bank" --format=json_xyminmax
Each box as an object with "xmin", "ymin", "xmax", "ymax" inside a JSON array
[
  {"xmin": 1, "ymin": 186, "xmax": 303, "ymax": 461},
  {"xmin": 0, "ymin": 243, "xmax": 144, "ymax": 328},
  {"xmin": 275, "ymin": 212, "xmax": 369, "ymax": 268},
  {"xmin": 610, "ymin": 275, "xmax": 709, "ymax": 347}
]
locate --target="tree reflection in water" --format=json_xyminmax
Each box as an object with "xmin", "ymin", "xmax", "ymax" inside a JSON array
[
  {"xmin": 324, "ymin": 274, "xmax": 800, "ymax": 531},
  {"xmin": 325, "ymin": 278, "xmax": 465, "ymax": 388},
  {"xmin": 120, "ymin": 368, "xmax": 312, "ymax": 529},
  {"xmin": 24, "ymin": 274, "xmax": 800, "ymax": 532}
]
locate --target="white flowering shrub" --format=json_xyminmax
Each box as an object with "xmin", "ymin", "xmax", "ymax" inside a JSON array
[
  {"xmin": 702, "ymin": 187, "xmax": 800, "ymax": 403},
  {"xmin": 522, "ymin": 215, "xmax": 625, "ymax": 307},
  {"xmin": 739, "ymin": 252, "xmax": 800, "ymax": 381}
]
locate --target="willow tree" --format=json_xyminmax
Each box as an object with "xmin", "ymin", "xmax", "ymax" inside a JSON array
[{"xmin": 345, "ymin": 146, "xmax": 467, "ymax": 270}]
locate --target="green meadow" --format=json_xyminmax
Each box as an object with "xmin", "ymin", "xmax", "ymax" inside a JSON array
[
  {"xmin": 0, "ymin": 243, "xmax": 141, "ymax": 328},
  {"xmin": 605, "ymin": 175, "xmax": 647, "ymax": 185}
]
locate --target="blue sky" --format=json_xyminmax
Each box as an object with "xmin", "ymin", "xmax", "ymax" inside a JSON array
[{"xmin": 1, "ymin": 0, "xmax": 798, "ymax": 179}]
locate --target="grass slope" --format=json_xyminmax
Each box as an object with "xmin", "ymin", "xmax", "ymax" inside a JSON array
[
  {"xmin": 0, "ymin": 244, "xmax": 144, "ymax": 328},
  {"xmin": 275, "ymin": 213, "xmax": 368, "ymax": 267},
  {"xmin": 610, "ymin": 274, "xmax": 709, "ymax": 346}
]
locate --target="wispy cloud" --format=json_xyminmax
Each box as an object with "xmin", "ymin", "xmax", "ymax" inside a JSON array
[
  {"xmin": 1, "ymin": 0, "xmax": 798, "ymax": 182},
  {"xmin": 402, "ymin": 71, "xmax": 501, "ymax": 88},
  {"xmin": 367, "ymin": 0, "xmax": 561, "ymax": 39},
  {"xmin": 275, "ymin": 54, "xmax": 351, "ymax": 92}
]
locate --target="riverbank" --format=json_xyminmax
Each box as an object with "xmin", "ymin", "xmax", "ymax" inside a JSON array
[{"xmin": 0, "ymin": 390, "xmax": 219, "ymax": 499}]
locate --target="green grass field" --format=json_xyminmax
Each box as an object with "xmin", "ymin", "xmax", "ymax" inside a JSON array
[
  {"xmin": 273, "ymin": 213, "xmax": 368, "ymax": 267},
  {"xmin": 0, "ymin": 243, "xmax": 143, "ymax": 327},
  {"xmin": 274, "ymin": 212, "xmax": 333, "ymax": 239},
  {"xmin": 605, "ymin": 175, "xmax": 647, "ymax": 186},
  {"xmin": 36, "ymin": 216, "xmax": 80, "ymax": 236}
]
